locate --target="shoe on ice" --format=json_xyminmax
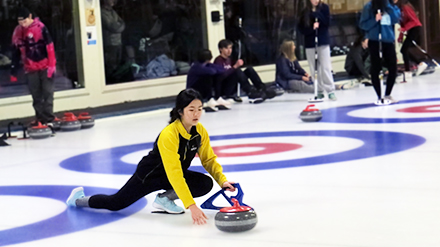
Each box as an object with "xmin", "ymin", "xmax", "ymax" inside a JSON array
[
  {"xmin": 415, "ymin": 62, "xmax": 428, "ymax": 76},
  {"xmin": 204, "ymin": 98, "xmax": 219, "ymax": 112},
  {"xmin": 248, "ymin": 88, "xmax": 265, "ymax": 104},
  {"xmin": 384, "ymin": 95, "xmax": 399, "ymax": 104},
  {"xmin": 153, "ymin": 195, "xmax": 184, "ymax": 214},
  {"xmin": 66, "ymin": 187, "xmax": 85, "ymax": 207},
  {"xmin": 216, "ymin": 97, "xmax": 232, "ymax": 110}
]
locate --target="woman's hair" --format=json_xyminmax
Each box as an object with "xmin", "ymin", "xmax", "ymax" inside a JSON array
[
  {"xmin": 371, "ymin": 0, "xmax": 388, "ymax": 14},
  {"xmin": 353, "ymin": 35, "xmax": 368, "ymax": 47},
  {"xmin": 169, "ymin": 89, "xmax": 203, "ymax": 124},
  {"xmin": 197, "ymin": 49, "xmax": 213, "ymax": 63},
  {"xmin": 279, "ymin": 40, "xmax": 297, "ymax": 62},
  {"xmin": 396, "ymin": 0, "xmax": 415, "ymax": 11},
  {"xmin": 300, "ymin": 0, "xmax": 322, "ymax": 27}
]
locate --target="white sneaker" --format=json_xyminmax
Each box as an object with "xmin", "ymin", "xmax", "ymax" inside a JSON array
[
  {"xmin": 204, "ymin": 98, "xmax": 218, "ymax": 112},
  {"xmin": 216, "ymin": 97, "xmax": 232, "ymax": 110},
  {"xmin": 384, "ymin": 95, "xmax": 399, "ymax": 104},
  {"xmin": 415, "ymin": 62, "xmax": 428, "ymax": 76},
  {"xmin": 374, "ymin": 98, "xmax": 391, "ymax": 106}
]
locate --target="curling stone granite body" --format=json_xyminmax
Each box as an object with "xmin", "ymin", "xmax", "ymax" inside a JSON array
[
  {"xmin": 214, "ymin": 199, "xmax": 257, "ymax": 232},
  {"xmin": 299, "ymin": 104, "xmax": 322, "ymax": 122},
  {"xmin": 78, "ymin": 113, "xmax": 95, "ymax": 129},
  {"xmin": 28, "ymin": 124, "xmax": 52, "ymax": 139},
  {"xmin": 60, "ymin": 113, "xmax": 82, "ymax": 131}
]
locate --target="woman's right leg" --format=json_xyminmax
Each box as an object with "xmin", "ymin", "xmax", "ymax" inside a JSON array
[{"xmin": 88, "ymin": 173, "xmax": 159, "ymax": 211}]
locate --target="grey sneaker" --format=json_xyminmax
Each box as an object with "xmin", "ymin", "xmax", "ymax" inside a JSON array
[
  {"xmin": 153, "ymin": 194, "xmax": 184, "ymax": 214},
  {"xmin": 328, "ymin": 92, "xmax": 337, "ymax": 101}
]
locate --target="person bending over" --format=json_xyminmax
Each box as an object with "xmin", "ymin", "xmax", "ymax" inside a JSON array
[
  {"xmin": 344, "ymin": 36, "xmax": 372, "ymax": 84},
  {"xmin": 66, "ymin": 89, "xmax": 236, "ymax": 225}
]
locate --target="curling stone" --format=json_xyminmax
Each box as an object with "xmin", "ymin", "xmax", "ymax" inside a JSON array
[
  {"xmin": 299, "ymin": 104, "xmax": 322, "ymax": 122},
  {"xmin": 51, "ymin": 117, "xmax": 62, "ymax": 131},
  {"xmin": 77, "ymin": 112, "xmax": 95, "ymax": 129},
  {"xmin": 28, "ymin": 122, "xmax": 52, "ymax": 139},
  {"xmin": 215, "ymin": 198, "xmax": 258, "ymax": 233},
  {"xmin": 60, "ymin": 112, "xmax": 81, "ymax": 131}
]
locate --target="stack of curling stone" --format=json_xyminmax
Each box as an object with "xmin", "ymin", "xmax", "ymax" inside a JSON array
[
  {"xmin": 77, "ymin": 112, "xmax": 95, "ymax": 129},
  {"xmin": 28, "ymin": 122, "xmax": 52, "ymax": 139},
  {"xmin": 299, "ymin": 104, "xmax": 322, "ymax": 122},
  {"xmin": 60, "ymin": 112, "xmax": 81, "ymax": 131},
  {"xmin": 215, "ymin": 198, "xmax": 258, "ymax": 232}
]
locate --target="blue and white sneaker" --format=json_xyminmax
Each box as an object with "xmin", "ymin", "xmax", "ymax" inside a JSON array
[
  {"xmin": 66, "ymin": 187, "xmax": 85, "ymax": 207},
  {"xmin": 153, "ymin": 195, "xmax": 184, "ymax": 214}
]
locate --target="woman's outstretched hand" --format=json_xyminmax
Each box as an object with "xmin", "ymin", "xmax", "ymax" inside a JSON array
[
  {"xmin": 222, "ymin": 181, "xmax": 236, "ymax": 192},
  {"xmin": 188, "ymin": 204, "xmax": 208, "ymax": 225}
]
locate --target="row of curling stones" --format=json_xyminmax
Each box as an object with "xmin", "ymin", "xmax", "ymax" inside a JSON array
[
  {"xmin": 200, "ymin": 183, "xmax": 257, "ymax": 232},
  {"xmin": 299, "ymin": 104, "xmax": 322, "ymax": 122},
  {"xmin": 59, "ymin": 112, "xmax": 95, "ymax": 131}
]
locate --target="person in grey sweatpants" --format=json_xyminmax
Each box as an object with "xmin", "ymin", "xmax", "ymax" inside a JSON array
[{"xmin": 298, "ymin": 0, "xmax": 336, "ymax": 100}]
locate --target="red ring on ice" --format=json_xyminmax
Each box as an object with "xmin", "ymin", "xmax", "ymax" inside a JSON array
[
  {"xmin": 212, "ymin": 143, "xmax": 302, "ymax": 157},
  {"xmin": 396, "ymin": 104, "xmax": 440, "ymax": 113}
]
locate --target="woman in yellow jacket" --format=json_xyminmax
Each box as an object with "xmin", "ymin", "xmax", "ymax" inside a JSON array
[{"xmin": 66, "ymin": 89, "xmax": 236, "ymax": 225}]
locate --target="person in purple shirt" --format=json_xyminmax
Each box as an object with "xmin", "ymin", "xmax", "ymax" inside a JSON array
[
  {"xmin": 276, "ymin": 40, "xmax": 314, "ymax": 93},
  {"xmin": 213, "ymin": 39, "xmax": 273, "ymax": 104},
  {"xmin": 186, "ymin": 49, "xmax": 230, "ymax": 112}
]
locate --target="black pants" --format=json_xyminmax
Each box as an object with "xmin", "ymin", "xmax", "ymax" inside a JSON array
[
  {"xmin": 215, "ymin": 67, "xmax": 265, "ymax": 98},
  {"xmin": 27, "ymin": 70, "xmax": 55, "ymax": 123},
  {"xmin": 189, "ymin": 76, "xmax": 214, "ymax": 101},
  {"xmin": 401, "ymin": 26, "xmax": 422, "ymax": 71},
  {"xmin": 89, "ymin": 170, "xmax": 213, "ymax": 211},
  {"xmin": 368, "ymin": 40, "xmax": 397, "ymax": 98}
]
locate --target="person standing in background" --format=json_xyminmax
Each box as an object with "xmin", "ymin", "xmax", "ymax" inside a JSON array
[
  {"xmin": 395, "ymin": 0, "xmax": 428, "ymax": 77},
  {"xmin": 101, "ymin": 0, "xmax": 125, "ymax": 84},
  {"xmin": 11, "ymin": 7, "xmax": 56, "ymax": 126},
  {"xmin": 360, "ymin": 0, "xmax": 401, "ymax": 105},
  {"xmin": 298, "ymin": 0, "xmax": 337, "ymax": 101}
]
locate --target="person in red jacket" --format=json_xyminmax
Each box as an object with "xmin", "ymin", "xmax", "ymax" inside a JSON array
[
  {"xmin": 11, "ymin": 7, "xmax": 57, "ymax": 125},
  {"xmin": 395, "ymin": 0, "xmax": 428, "ymax": 77}
]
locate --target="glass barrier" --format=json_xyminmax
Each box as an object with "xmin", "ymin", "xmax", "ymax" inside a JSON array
[
  {"xmin": 0, "ymin": 0, "xmax": 81, "ymax": 98},
  {"xmin": 223, "ymin": 0, "xmax": 370, "ymax": 66},
  {"xmin": 101, "ymin": 0, "xmax": 207, "ymax": 85}
]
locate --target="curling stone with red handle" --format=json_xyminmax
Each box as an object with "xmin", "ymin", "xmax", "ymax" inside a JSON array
[
  {"xmin": 77, "ymin": 112, "xmax": 95, "ymax": 129},
  {"xmin": 299, "ymin": 104, "xmax": 322, "ymax": 122},
  {"xmin": 215, "ymin": 198, "xmax": 258, "ymax": 232},
  {"xmin": 60, "ymin": 113, "xmax": 81, "ymax": 131},
  {"xmin": 28, "ymin": 122, "xmax": 52, "ymax": 139}
]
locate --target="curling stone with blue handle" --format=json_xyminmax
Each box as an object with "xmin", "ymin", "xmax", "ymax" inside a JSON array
[
  {"xmin": 28, "ymin": 122, "xmax": 52, "ymax": 139},
  {"xmin": 299, "ymin": 104, "xmax": 322, "ymax": 122},
  {"xmin": 78, "ymin": 112, "xmax": 95, "ymax": 129},
  {"xmin": 215, "ymin": 198, "xmax": 258, "ymax": 232},
  {"xmin": 60, "ymin": 113, "xmax": 81, "ymax": 131}
]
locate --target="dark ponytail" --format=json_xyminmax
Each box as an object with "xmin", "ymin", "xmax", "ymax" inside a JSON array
[{"xmin": 169, "ymin": 88, "xmax": 203, "ymax": 124}]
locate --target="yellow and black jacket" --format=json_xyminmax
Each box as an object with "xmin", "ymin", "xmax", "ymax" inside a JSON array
[{"xmin": 136, "ymin": 119, "xmax": 227, "ymax": 208}]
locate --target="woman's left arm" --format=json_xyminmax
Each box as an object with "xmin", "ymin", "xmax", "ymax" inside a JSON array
[{"xmin": 197, "ymin": 124, "xmax": 228, "ymax": 187}]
